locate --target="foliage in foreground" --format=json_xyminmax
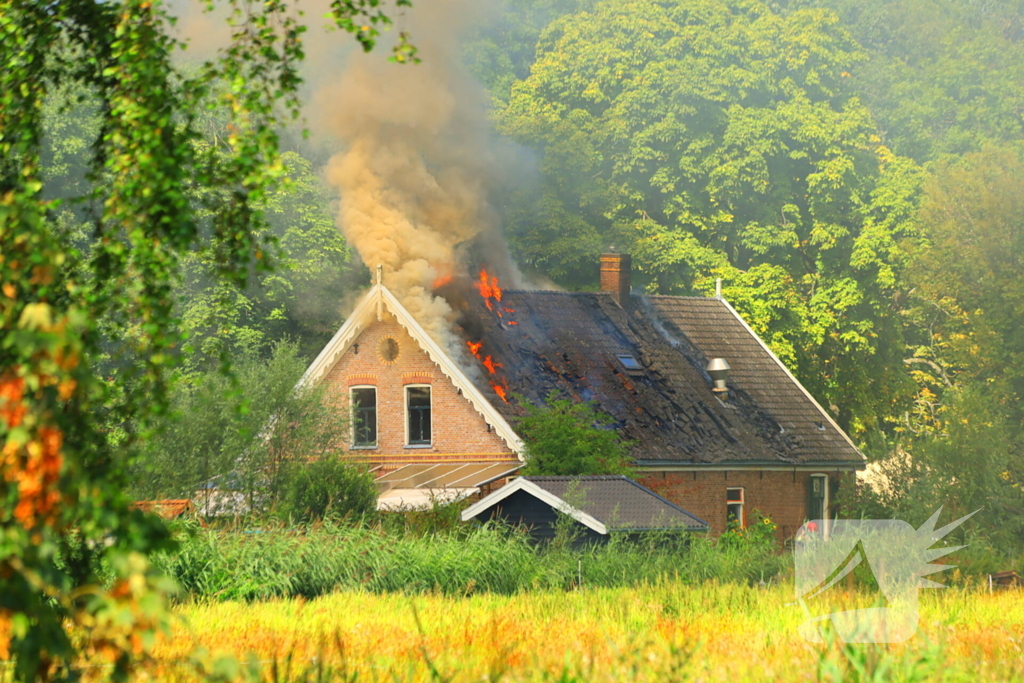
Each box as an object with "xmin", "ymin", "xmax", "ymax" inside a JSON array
[
  {"xmin": 154, "ymin": 583, "xmax": 1024, "ymax": 683},
  {"xmin": 1, "ymin": 0, "xmax": 412, "ymax": 679},
  {"xmin": 155, "ymin": 520, "xmax": 787, "ymax": 601}
]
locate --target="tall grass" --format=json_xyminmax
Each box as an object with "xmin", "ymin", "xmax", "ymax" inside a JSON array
[
  {"xmin": 149, "ymin": 583, "xmax": 1024, "ymax": 683},
  {"xmin": 154, "ymin": 521, "xmax": 789, "ymax": 601}
]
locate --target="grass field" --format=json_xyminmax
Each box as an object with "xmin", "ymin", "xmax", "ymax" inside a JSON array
[{"xmin": 152, "ymin": 582, "xmax": 1024, "ymax": 682}]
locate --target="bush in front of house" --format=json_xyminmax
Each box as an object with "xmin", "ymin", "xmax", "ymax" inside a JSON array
[{"xmin": 278, "ymin": 458, "xmax": 378, "ymax": 524}]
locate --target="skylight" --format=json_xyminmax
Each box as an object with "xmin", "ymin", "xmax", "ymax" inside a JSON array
[{"xmin": 616, "ymin": 354, "xmax": 642, "ymax": 370}]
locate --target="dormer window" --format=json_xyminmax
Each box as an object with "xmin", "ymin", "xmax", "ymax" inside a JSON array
[{"xmin": 616, "ymin": 354, "xmax": 641, "ymax": 370}]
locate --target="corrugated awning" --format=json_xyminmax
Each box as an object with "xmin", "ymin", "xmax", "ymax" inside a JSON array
[{"xmin": 375, "ymin": 462, "xmax": 521, "ymax": 492}]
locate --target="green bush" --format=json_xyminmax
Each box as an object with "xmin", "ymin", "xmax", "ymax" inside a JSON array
[{"xmin": 279, "ymin": 458, "xmax": 377, "ymax": 523}]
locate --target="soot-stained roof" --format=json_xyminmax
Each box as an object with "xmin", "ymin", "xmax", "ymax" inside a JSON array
[{"xmin": 459, "ymin": 291, "xmax": 863, "ymax": 466}]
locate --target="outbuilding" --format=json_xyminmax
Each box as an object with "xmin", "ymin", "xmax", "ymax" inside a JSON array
[{"xmin": 461, "ymin": 475, "xmax": 708, "ymax": 544}]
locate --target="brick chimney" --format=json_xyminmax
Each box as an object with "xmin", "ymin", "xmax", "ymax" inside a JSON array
[{"xmin": 600, "ymin": 252, "xmax": 631, "ymax": 308}]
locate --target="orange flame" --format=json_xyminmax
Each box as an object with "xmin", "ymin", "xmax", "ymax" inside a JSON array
[
  {"xmin": 433, "ymin": 273, "xmax": 453, "ymax": 290},
  {"xmin": 492, "ymin": 384, "xmax": 508, "ymax": 402},
  {"xmin": 475, "ymin": 268, "xmax": 502, "ymax": 311},
  {"xmin": 466, "ymin": 341, "xmax": 483, "ymax": 356},
  {"xmin": 482, "ymin": 356, "xmax": 501, "ymax": 374}
]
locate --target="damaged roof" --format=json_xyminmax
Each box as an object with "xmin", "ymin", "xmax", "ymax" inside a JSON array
[{"xmin": 460, "ymin": 291, "xmax": 863, "ymax": 467}]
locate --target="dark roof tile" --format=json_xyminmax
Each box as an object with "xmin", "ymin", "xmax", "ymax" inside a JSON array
[
  {"xmin": 458, "ymin": 291, "xmax": 862, "ymax": 466},
  {"xmin": 524, "ymin": 475, "xmax": 708, "ymax": 530}
]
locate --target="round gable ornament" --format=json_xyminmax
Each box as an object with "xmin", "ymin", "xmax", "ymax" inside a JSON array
[{"xmin": 379, "ymin": 337, "xmax": 400, "ymax": 363}]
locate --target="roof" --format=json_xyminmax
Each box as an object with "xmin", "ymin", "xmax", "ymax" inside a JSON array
[
  {"xmin": 458, "ymin": 290, "xmax": 863, "ymax": 466},
  {"xmin": 377, "ymin": 488, "xmax": 477, "ymax": 511},
  {"xmin": 375, "ymin": 462, "xmax": 521, "ymax": 492},
  {"xmin": 132, "ymin": 499, "xmax": 198, "ymax": 520},
  {"xmin": 461, "ymin": 475, "xmax": 709, "ymax": 533},
  {"xmin": 645, "ymin": 296, "xmax": 862, "ymax": 464}
]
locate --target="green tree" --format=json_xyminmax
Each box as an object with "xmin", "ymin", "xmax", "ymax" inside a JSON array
[
  {"xmin": 908, "ymin": 147, "xmax": 1024, "ymax": 403},
  {"xmin": 518, "ymin": 394, "xmax": 631, "ymax": 476},
  {"xmin": 782, "ymin": 0, "xmax": 1024, "ymax": 162},
  {"xmin": 280, "ymin": 457, "xmax": 378, "ymax": 524},
  {"xmin": 0, "ymin": 0, "xmax": 410, "ymax": 678},
  {"xmin": 497, "ymin": 0, "xmax": 923, "ymax": 434},
  {"xmin": 874, "ymin": 147, "xmax": 1024, "ymax": 550},
  {"xmin": 133, "ymin": 341, "xmax": 351, "ymax": 514}
]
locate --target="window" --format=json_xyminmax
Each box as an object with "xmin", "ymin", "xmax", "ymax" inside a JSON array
[
  {"xmin": 808, "ymin": 474, "xmax": 829, "ymax": 522},
  {"xmin": 616, "ymin": 354, "xmax": 642, "ymax": 370},
  {"xmin": 406, "ymin": 385, "xmax": 432, "ymax": 446},
  {"xmin": 351, "ymin": 387, "xmax": 377, "ymax": 448},
  {"xmin": 726, "ymin": 487, "xmax": 744, "ymax": 529}
]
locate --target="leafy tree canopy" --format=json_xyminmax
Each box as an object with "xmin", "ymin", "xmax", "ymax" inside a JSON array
[
  {"xmin": 783, "ymin": 0, "xmax": 1024, "ymax": 161},
  {"xmin": 497, "ymin": 0, "xmax": 923, "ymax": 433},
  {"xmin": 518, "ymin": 394, "xmax": 632, "ymax": 476}
]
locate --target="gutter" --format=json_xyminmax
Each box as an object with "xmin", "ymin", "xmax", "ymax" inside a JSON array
[
  {"xmin": 608, "ymin": 525, "xmax": 709, "ymax": 534},
  {"xmin": 633, "ymin": 460, "xmax": 867, "ymax": 471}
]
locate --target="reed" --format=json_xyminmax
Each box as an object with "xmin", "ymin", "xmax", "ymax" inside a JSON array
[
  {"xmin": 149, "ymin": 582, "xmax": 1024, "ymax": 683},
  {"xmin": 154, "ymin": 521, "xmax": 789, "ymax": 601}
]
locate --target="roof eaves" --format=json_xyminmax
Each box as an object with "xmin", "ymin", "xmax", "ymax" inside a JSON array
[
  {"xmin": 715, "ymin": 297, "xmax": 865, "ymax": 462},
  {"xmin": 635, "ymin": 459, "xmax": 868, "ymax": 470},
  {"xmin": 622, "ymin": 477, "xmax": 710, "ymax": 527},
  {"xmin": 461, "ymin": 478, "xmax": 609, "ymax": 535}
]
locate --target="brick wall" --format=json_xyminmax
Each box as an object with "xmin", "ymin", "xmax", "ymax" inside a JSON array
[
  {"xmin": 637, "ymin": 469, "xmax": 854, "ymax": 539},
  {"xmin": 321, "ymin": 314, "xmax": 518, "ymax": 466}
]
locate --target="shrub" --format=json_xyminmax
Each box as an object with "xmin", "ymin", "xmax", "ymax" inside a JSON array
[{"xmin": 279, "ymin": 458, "xmax": 377, "ymax": 523}]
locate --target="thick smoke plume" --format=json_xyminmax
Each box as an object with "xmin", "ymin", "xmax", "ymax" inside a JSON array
[{"xmin": 318, "ymin": 0, "xmax": 512, "ymax": 351}]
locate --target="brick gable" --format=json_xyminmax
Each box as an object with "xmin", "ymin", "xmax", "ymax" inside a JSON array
[{"xmin": 321, "ymin": 313, "xmax": 518, "ymax": 468}]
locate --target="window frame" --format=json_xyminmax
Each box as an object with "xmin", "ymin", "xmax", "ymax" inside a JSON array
[
  {"xmin": 726, "ymin": 487, "xmax": 745, "ymax": 529},
  {"xmin": 404, "ymin": 384, "xmax": 433, "ymax": 447},
  {"xmin": 349, "ymin": 385, "xmax": 378, "ymax": 449},
  {"xmin": 808, "ymin": 473, "xmax": 830, "ymax": 536}
]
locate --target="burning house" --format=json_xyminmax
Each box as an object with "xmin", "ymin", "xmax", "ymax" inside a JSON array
[{"xmin": 300, "ymin": 253, "xmax": 865, "ymax": 536}]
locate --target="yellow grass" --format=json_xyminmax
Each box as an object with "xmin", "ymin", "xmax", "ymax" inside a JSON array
[{"xmin": 150, "ymin": 583, "xmax": 1024, "ymax": 682}]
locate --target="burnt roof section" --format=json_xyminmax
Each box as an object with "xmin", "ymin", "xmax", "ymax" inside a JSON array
[
  {"xmin": 523, "ymin": 475, "xmax": 707, "ymax": 530},
  {"xmin": 459, "ymin": 290, "xmax": 863, "ymax": 466}
]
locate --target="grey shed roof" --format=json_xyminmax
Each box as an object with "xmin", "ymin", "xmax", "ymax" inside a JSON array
[
  {"xmin": 461, "ymin": 475, "xmax": 708, "ymax": 532},
  {"xmin": 526, "ymin": 476, "xmax": 708, "ymax": 530}
]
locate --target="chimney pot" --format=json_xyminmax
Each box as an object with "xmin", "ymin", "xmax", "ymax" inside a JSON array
[
  {"xmin": 706, "ymin": 357, "xmax": 731, "ymax": 399},
  {"xmin": 600, "ymin": 252, "xmax": 632, "ymax": 308}
]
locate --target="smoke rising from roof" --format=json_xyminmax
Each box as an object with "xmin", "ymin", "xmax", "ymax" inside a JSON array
[{"xmin": 316, "ymin": 0, "xmax": 517, "ymax": 352}]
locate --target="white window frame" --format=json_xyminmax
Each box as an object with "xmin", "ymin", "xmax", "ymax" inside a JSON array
[
  {"xmin": 404, "ymin": 384, "xmax": 432, "ymax": 448},
  {"xmin": 349, "ymin": 385, "xmax": 378, "ymax": 449},
  {"xmin": 809, "ymin": 473, "xmax": 830, "ymax": 537},
  {"xmin": 726, "ymin": 487, "xmax": 745, "ymax": 529}
]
